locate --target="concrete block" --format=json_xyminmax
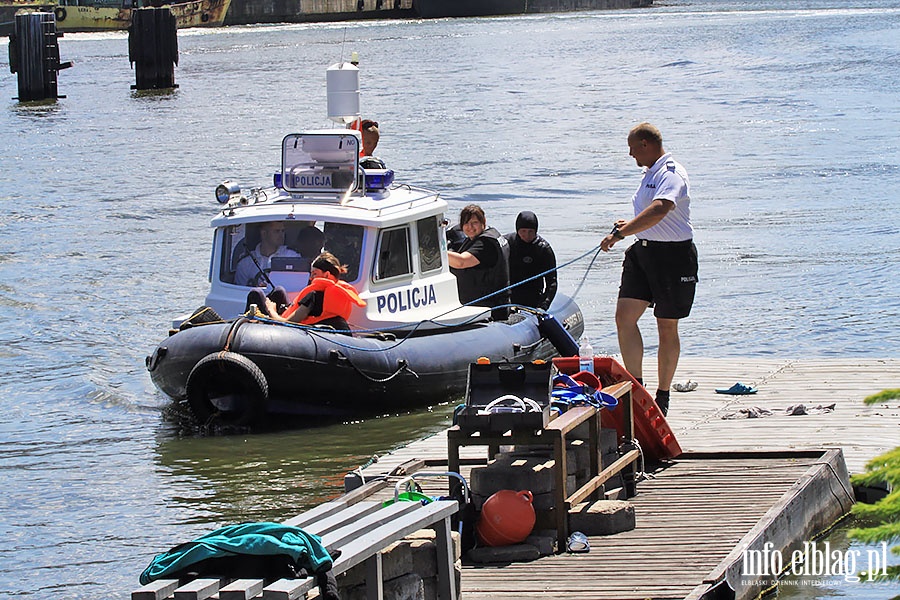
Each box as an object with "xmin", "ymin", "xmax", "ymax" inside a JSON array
[
  {"xmin": 466, "ymin": 543, "xmax": 540, "ymax": 564},
  {"xmin": 601, "ymin": 427, "xmax": 618, "ymax": 455},
  {"xmin": 533, "ymin": 508, "xmax": 557, "ymax": 533},
  {"xmin": 569, "ymin": 500, "xmax": 635, "ymax": 536},
  {"xmin": 340, "ymin": 572, "xmax": 424, "ymax": 600},
  {"xmin": 337, "ymin": 538, "xmax": 413, "ymax": 587},
  {"xmin": 570, "ymin": 420, "xmax": 590, "ymax": 440},
  {"xmin": 421, "ymin": 561, "xmax": 461, "ymax": 600},
  {"xmin": 525, "ymin": 531, "xmax": 556, "ymax": 556},
  {"xmin": 569, "ymin": 439, "xmax": 590, "ymax": 474},
  {"xmin": 506, "ymin": 444, "xmax": 552, "ymax": 457},
  {"xmin": 469, "ymin": 455, "xmax": 556, "ymax": 496},
  {"xmin": 409, "ymin": 538, "xmax": 437, "ymax": 577},
  {"xmin": 604, "ymin": 486, "xmax": 627, "ymax": 501},
  {"xmin": 403, "ymin": 528, "xmax": 462, "ymax": 562}
]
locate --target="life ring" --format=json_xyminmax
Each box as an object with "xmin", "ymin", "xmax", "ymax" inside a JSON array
[
  {"xmin": 54, "ymin": 6, "xmax": 67, "ymax": 22},
  {"xmin": 186, "ymin": 351, "xmax": 268, "ymax": 427}
]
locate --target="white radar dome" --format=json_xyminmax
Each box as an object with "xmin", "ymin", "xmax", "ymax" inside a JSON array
[{"xmin": 326, "ymin": 62, "xmax": 360, "ymax": 124}]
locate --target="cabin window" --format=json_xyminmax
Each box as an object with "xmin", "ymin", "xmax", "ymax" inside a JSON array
[
  {"xmin": 416, "ymin": 216, "xmax": 442, "ymax": 273},
  {"xmin": 217, "ymin": 221, "xmax": 362, "ymax": 286},
  {"xmin": 323, "ymin": 222, "xmax": 364, "ymax": 283},
  {"xmin": 375, "ymin": 226, "xmax": 412, "ymax": 281},
  {"xmin": 219, "ymin": 221, "xmax": 326, "ymax": 288},
  {"xmin": 218, "ymin": 224, "xmax": 246, "ymax": 285}
]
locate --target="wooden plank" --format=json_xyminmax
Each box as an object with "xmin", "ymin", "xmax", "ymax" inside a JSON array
[
  {"xmin": 173, "ymin": 578, "xmax": 223, "ymax": 600},
  {"xmin": 328, "ymin": 501, "xmax": 459, "ymax": 574},
  {"xmin": 566, "ymin": 449, "xmax": 641, "ymax": 506},
  {"xmin": 219, "ymin": 579, "xmax": 265, "ymax": 600},
  {"xmin": 263, "ymin": 500, "xmax": 459, "ymax": 600},
  {"xmin": 300, "ymin": 501, "xmax": 386, "ymax": 538},
  {"xmin": 282, "ymin": 499, "xmax": 348, "ymax": 529},
  {"xmin": 129, "ymin": 358, "xmax": 899, "ymax": 600},
  {"xmin": 132, "ymin": 579, "xmax": 180, "ymax": 600}
]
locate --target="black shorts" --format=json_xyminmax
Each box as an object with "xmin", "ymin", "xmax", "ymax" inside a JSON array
[{"xmin": 619, "ymin": 239, "xmax": 698, "ymax": 319}]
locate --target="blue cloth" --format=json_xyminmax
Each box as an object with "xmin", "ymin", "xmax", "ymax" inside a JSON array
[
  {"xmin": 140, "ymin": 522, "xmax": 333, "ymax": 585},
  {"xmin": 551, "ymin": 374, "xmax": 618, "ymax": 411}
]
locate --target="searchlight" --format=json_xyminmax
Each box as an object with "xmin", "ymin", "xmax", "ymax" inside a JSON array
[{"xmin": 215, "ymin": 180, "xmax": 241, "ymax": 204}]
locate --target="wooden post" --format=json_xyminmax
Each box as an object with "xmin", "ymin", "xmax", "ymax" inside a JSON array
[
  {"xmin": 8, "ymin": 11, "xmax": 72, "ymax": 101},
  {"xmin": 128, "ymin": 7, "xmax": 178, "ymax": 90}
]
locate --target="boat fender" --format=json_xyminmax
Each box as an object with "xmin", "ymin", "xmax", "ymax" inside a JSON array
[
  {"xmin": 54, "ymin": 6, "xmax": 66, "ymax": 21},
  {"xmin": 186, "ymin": 351, "xmax": 268, "ymax": 427},
  {"xmin": 536, "ymin": 312, "xmax": 579, "ymax": 357}
]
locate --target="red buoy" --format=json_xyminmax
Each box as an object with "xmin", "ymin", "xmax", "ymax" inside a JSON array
[{"xmin": 476, "ymin": 490, "xmax": 536, "ymax": 546}]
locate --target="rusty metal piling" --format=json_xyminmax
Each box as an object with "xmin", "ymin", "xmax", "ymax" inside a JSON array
[
  {"xmin": 8, "ymin": 11, "xmax": 72, "ymax": 101},
  {"xmin": 128, "ymin": 7, "xmax": 178, "ymax": 90}
]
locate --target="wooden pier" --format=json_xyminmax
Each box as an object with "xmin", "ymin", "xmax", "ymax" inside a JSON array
[{"xmin": 356, "ymin": 357, "xmax": 898, "ymax": 599}]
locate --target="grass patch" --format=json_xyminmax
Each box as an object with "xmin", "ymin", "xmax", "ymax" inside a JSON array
[{"xmin": 863, "ymin": 389, "xmax": 900, "ymax": 405}]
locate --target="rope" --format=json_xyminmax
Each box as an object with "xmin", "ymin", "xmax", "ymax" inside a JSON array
[
  {"xmin": 458, "ymin": 243, "xmax": 603, "ymax": 312},
  {"xmin": 243, "ymin": 241, "xmax": 607, "ymax": 353},
  {"xmin": 223, "ymin": 317, "xmax": 249, "ymax": 352},
  {"xmin": 620, "ymin": 437, "xmax": 651, "ymax": 482},
  {"xmin": 338, "ymin": 353, "xmax": 419, "ymax": 383},
  {"xmin": 350, "ymin": 454, "xmax": 380, "ymax": 486}
]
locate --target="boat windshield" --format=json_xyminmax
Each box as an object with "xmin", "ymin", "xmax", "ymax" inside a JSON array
[
  {"xmin": 281, "ymin": 132, "xmax": 360, "ymax": 195},
  {"xmin": 219, "ymin": 220, "xmax": 364, "ymax": 289}
]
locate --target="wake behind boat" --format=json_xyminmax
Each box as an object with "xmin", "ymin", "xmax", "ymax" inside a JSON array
[{"xmin": 145, "ymin": 60, "xmax": 584, "ymax": 427}]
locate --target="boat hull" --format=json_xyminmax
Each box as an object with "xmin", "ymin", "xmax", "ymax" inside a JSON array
[
  {"xmin": 223, "ymin": 0, "xmax": 415, "ymax": 26},
  {"xmin": 147, "ymin": 295, "xmax": 583, "ymax": 422},
  {"xmin": 412, "ymin": 0, "xmax": 650, "ymax": 19},
  {"xmin": 52, "ymin": 0, "xmax": 230, "ymax": 32}
]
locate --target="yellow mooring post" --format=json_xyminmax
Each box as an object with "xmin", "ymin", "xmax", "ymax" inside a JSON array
[
  {"xmin": 128, "ymin": 7, "xmax": 179, "ymax": 90},
  {"xmin": 8, "ymin": 11, "xmax": 73, "ymax": 101}
]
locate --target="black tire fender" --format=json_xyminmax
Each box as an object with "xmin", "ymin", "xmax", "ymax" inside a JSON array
[
  {"xmin": 54, "ymin": 6, "xmax": 67, "ymax": 22},
  {"xmin": 186, "ymin": 351, "xmax": 268, "ymax": 426}
]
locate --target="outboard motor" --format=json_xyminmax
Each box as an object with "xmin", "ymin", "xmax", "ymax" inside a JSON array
[{"xmin": 537, "ymin": 312, "xmax": 579, "ymax": 357}]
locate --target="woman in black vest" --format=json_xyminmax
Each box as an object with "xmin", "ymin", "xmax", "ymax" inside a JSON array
[{"xmin": 448, "ymin": 204, "xmax": 510, "ymax": 321}]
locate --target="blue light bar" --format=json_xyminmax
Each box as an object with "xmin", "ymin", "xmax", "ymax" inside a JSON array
[{"xmin": 364, "ymin": 169, "xmax": 394, "ymax": 192}]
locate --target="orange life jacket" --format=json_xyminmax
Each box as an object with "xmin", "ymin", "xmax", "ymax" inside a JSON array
[{"xmin": 283, "ymin": 276, "xmax": 366, "ymax": 325}]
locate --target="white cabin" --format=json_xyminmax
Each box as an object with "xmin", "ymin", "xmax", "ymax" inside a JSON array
[{"xmin": 203, "ymin": 130, "xmax": 485, "ymax": 331}]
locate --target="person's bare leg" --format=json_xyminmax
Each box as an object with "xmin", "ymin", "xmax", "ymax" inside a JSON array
[
  {"xmin": 654, "ymin": 317, "xmax": 680, "ymax": 415},
  {"xmin": 615, "ymin": 298, "xmax": 650, "ymax": 381},
  {"xmin": 656, "ymin": 317, "xmax": 681, "ymax": 391}
]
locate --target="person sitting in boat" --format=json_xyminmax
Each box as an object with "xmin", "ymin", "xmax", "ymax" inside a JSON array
[
  {"xmin": 257, "ymin": 252, "xmax": 366, "ymax": 334},
  {"xmin": 447, "ymin": 204, "xmax": 511, "ymax": 321},
  {"xmin": 294, "ymin": 225, "xmax": 325, "ymax": 259},
  {"xmin": 504, "ymin": 211, "xmax": 558, "ymax": 311},
  {"xmin": 234, "ymin": 221, "xmax": 301, "ymax": 288}
]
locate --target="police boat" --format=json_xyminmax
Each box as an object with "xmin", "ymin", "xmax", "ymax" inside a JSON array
[{"xmin": 145, "ymin": 61, "xmax": 584, "ymax": 426}]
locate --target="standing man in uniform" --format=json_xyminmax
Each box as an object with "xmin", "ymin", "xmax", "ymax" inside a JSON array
[
  {"xmin": 505, "ymin": 211, "xmax": 558, "ymax": 311},
  {"xmin": 600, "ymin": 123, "xmax": 698, "ymax": 416}
]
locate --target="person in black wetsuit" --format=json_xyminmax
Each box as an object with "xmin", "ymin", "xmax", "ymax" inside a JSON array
[
  {"xmin": 447, "ymin": 204, "xmax": 510, "ymax": 321},
  {"xmin": 504, "ymin": 211, "xmax": 558, "ymax": 311}
]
